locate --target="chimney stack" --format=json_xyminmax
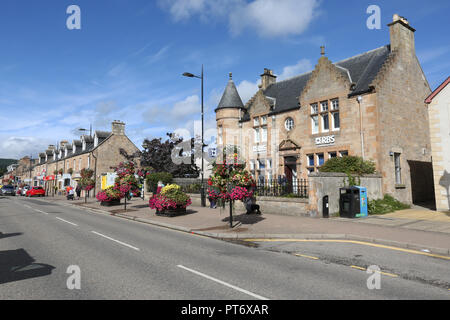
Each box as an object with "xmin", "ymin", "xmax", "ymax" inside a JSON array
[
  {"xmin": 388, "ymin": 14, "xmax": 416, "ymax": 56},
  {"xmin": 260, "ymin": 68, "xmax": 277, "ymax": 90},
  {"xmin": 112, "ymin": 120, "xmax": 125, "ymax": 136}
]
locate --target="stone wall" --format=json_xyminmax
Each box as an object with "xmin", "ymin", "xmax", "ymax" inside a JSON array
[
  {"xmin": 188, "ymin": 193, "xmax": 308, "ymax": 216},
  {"xmin": 307, "ymin": 172, "xmax": 383, "ymax": 217},
  {"xmin": 427, "ymin": 81, "xmax": 450, "ymax": 211}
]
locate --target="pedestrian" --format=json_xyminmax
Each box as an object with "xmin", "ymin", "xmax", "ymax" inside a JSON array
[
  {"xmin": 156, "ymin": 181, "xmax": 164, "ymax": 194},
  {"xmin": 243, "ymin": 186, "xmax": 261, "ymax": 215},
  {"xmin": 67, "ymin": 187, "xmax": 75, "ymax": 200},
  {"xmin": 244, "ymin": 195, "xmax": 261, "ymax": 215},
  {"xmin": 75, "ymin": 184, "xmax": 81, "ymax": 200}
]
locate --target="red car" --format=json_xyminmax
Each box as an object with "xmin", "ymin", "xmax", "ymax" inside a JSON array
[{"xmin": 26, "ymin": 186, "xmax": 45, "ymax": 197}]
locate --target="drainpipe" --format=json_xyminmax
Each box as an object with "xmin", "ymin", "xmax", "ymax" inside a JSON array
[
  {"xmin": 357, "ymin": 96, "xmax": 365, "ymax": 160},
  {"xmin": 91, "ymin": 151, "xmax": 98, "ymax": 198}
]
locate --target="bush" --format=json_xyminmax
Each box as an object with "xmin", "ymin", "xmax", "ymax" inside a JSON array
[
  {"xmin": 368, "ymin": 195, "xmax": 410, "ymax": 215},
  {"xmin": 319, "ymin": 156, "xmax": 376, "ymax": 175},
  {"xmin": 146, "ymin": 172, "xmax": 173, "ymax": 192}
]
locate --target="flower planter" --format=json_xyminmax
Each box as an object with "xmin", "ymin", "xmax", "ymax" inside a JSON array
[
  {"xmin": 100, "ymin": 199, "xmax": 121, "ymax": 207},
  {"xmin": 155, "ymin": 207, "xmax": 187, "ymax": 217}
]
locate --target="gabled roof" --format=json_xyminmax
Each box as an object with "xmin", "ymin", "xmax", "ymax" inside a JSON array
[
  {"xmin": 95, "ymin": 130, "xmax": 111, "ymax": 139},
  {"xmin": 336, "ymin": 45, "xmax": 391, "ymax": 97},
  {"xmin": 215, "ymin": 74, "xmax": 245, "ymax": 112},
  {"xmin": 242, "ymin": 45, "xmax": 391, "ymax": 119},
  {"xmin": 425, "ymin": 76, "xmax": 450, "ymax": 104}
]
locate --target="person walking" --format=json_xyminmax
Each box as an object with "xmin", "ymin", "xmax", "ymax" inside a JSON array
[{"xmin": 75, "ymin": 184, "xmax": 82, "ymax": 200}]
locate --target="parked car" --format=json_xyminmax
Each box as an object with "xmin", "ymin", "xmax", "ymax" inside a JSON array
[
  {"xmin": 1, "ymin": 185, "xmax": 16, "ymax": 196},
  {"xmin": 26, "ymin": 186, "xmax": 45, "ymax": 197},
  {"xmin": 21, "ymin": 186, "xmax": 31, "ymax": 196}
]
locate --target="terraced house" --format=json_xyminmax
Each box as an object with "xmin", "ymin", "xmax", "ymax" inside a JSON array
[
  {"xmin": 25, "ymin": 121, "xmax": 140, "ymax": 195},
  {"xmin": 216, "ymin": 14, "xmax": 434, "ymax": 206}
]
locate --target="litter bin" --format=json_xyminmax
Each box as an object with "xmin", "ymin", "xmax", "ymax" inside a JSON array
[
  {"xmin": 339, "ymin": 187, "xmax": 359, "ymax": 218},
  {"xmin": 354, "ymin": 186, "xmax": 368, "ymax": 218},
  {"xmin": 339, "ymin": 186, "xmax": 368, "ymax": 218}
]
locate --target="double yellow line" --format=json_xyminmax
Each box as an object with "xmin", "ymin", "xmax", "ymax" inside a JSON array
[{"xmin": 242, "ymin": 239, "xmax": 450, "ymax": 261}]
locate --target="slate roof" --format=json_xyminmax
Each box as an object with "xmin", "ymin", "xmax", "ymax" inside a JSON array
[
  {"xmin": 336, "ymin": 45, "xmax": 391, "ymax": 96},
  {"xmin": 215, "ymin": 76, "xmax": 245, "ymax": 112},
  {"xmin": 95, "ymin": 131, "xmax": 111, "ymax": 139},
  {"xmin": 239, "ymin": 45, "xmax": 391, "ymax": 121}
]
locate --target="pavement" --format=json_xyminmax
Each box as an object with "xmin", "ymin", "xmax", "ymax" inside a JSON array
[{"xmin": 33, "ymin": 195, "xmax": 450, "ymax": 257}]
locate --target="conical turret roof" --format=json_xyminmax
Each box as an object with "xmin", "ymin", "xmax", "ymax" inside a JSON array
[{"xmin": 215, "ymin": 73, "xmax": 244, "ymax": 112}]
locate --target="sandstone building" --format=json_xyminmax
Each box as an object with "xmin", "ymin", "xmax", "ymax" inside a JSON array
[
  {"xmin": 426, "ymin": 77, "xmax": 450, "ymax": 211},
  {"xmin": 216, "ymin": 14, "xmax": 433, "ymax": 205}
]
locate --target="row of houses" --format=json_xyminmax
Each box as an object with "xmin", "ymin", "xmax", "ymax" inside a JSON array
[{"xmin": 2, "ymin": 121, "xmax": 140, "ymax": 195}]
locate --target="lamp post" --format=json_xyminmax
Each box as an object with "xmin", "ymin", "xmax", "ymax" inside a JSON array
[
  {"xmin": 182, "ymin": 65, "xmax": 206, "ymax": 207},
  {"xmin": 141, "ymin": 141, "xmax": 149, "ymax": 201}
]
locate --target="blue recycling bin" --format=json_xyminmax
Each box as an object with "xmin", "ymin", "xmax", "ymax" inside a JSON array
[
  {"xmin": 339, "ymin": 186, "xmax": 368, "ymax": 218},
  {"xmin": 354, "ymin": 186, "xmax": 368, "ymax": 218}
]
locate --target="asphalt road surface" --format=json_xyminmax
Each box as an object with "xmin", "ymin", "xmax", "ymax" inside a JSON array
[{"xmin": 0, "ymin": 196, "xmax": 449, "ymax": 299}]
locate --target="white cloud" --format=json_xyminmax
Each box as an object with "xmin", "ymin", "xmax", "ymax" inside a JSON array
[
  {"xmin": 0, "ymin": 136, "xmax": 51, "ymax": 159},
  {"xmin": 237, "ymin": 79, "xmax": 260, "ymax": 104},
  {"xmin": 147, "ymin": 45, "xmax": 171, "ymax": 64},
  {"xmin": 230, "ymin": 0, "xmax": 320, "ymax": 37},
  {"xmin": 277, "ymin": 58, "xmax": 313, "ymax": 80},
  {"xmin": 159, "ymin": 0, "xmax": 320, "ymax": 38},
  {"xmin": 172, "ymin": 95, "xmax": 200, "ymax": 119}
]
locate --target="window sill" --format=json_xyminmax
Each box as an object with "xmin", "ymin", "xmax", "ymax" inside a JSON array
[{"xmin": 395, "ymin": 184, "xmax": 406, "ymax": 189}]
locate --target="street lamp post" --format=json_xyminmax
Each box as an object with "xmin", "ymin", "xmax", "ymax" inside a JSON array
[{"xmin": 182, "ymin": 65, "xmax": 206, "ymax": 207}]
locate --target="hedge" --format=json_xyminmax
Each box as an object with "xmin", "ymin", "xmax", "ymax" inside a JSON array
[{"xmin": 145, "ymin": 172, "xmax": 173, "ymax": 192}]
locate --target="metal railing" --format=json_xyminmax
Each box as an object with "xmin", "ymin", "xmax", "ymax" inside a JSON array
[
  {"xmin": 255, "ymin": 178, "xmax": 308, "ymax": 198},
  {"xmin": 176, "ymin": 178, "xmax": 308, "ymax": 199}
]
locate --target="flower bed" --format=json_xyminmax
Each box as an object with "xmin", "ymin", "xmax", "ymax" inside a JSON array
[
  {"xmin": 149, "ymin": 184, "xmax": 192, "ymax": 216},
  {"xmin": 96, "ymin": 186, "xmax": 122, "ymax": 205}
]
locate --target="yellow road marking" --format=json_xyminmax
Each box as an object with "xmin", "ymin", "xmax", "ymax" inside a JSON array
[
  {"xmin": 350, "ymin": 265, "xmax": 366, "ymax": 271},
  {"xmin": 242, "ymin": 239, "xmax": 450, "ymax": 260},
  {"xmin": 351, "ymin": 265, "xmax": 398, "ymax": 277},
  {"xmin": 294, "ymin": 253, "xmax": 319, "ymax": 260}
]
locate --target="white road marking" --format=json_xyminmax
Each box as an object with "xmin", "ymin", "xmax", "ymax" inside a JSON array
[
  {"xmin": 34, "ymin": 209, "xmax": 48, "ymax": 215},
  {"xmin": 91, "ymin": 231, "xmax": 140, "ymax": 251},
  {"xmin": 55, "ymin": 217, "xmax": 78, "ymax": 226},
  {"xmin": 177, "ymin": 265, "xmax": 269, "ymax": 300}
]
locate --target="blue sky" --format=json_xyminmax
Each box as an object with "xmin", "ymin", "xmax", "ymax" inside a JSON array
[{"xmin": 0, "ymin": 0, "xmax": 449, "ymax": 159}]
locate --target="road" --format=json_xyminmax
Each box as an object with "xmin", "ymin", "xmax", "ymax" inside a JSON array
[{"xmin": 0, "ymin": 195, "xmax": 449, "ymax": 300}]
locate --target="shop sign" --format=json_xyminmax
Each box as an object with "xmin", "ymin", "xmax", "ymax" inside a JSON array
[
  {"xmin": 253, "ymin": 145, "xmax": 267, "ymax": 154},
  {"xmin": 315, "ymin": 135, "xmax": 335, "ymax": 146}
]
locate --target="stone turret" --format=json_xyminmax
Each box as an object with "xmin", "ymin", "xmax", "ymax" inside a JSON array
[{"xmin": 215, "ymin": 73, "xmax": 245, "ymax": 147}]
